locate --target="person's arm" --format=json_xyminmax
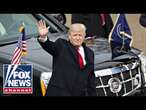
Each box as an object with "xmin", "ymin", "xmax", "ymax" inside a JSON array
[
  {"xmin": 37, "ymin": 20, "xmax": 58, "ymax": 56},
  {"xmin": 87, "ymin": 71, "xmax": 97, "ymax": 96},
  {"xmin": 38, "ymin": 37, "xmax": 59, "ymax": 56}
]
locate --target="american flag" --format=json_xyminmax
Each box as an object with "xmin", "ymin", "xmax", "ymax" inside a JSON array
[{"xmin": 11, "ymin": 25, "xmax": 27, "ymax": 64}]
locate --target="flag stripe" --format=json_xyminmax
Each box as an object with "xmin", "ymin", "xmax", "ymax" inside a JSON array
[
  {"xmin": 11, "ymin": 25, "xmax": 27, "ymax": 64},
  {"xmin": 11, "ymin": 48, "xmax": 21, "ymax": 61},
  {"xmin": 11, "ymin": 49, "xmax": 22, "ymax": 64},
  {"xmin": 12, "ymin": 52, "xmax": 21, "ymax": 64}
]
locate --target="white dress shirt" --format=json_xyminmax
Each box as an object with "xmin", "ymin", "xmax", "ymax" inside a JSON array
[
  {"xmin": 78, "ymin": 46, "xmax": 86, "ymax": 65},
  {"xmin": 38, "ymin": 36, "xmax": 48, "ymax": 42}
]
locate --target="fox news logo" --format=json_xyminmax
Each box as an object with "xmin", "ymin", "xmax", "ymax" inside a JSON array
[{"xmin": 3, "ymin": 64, "xmax": 33, "ymax": 94}]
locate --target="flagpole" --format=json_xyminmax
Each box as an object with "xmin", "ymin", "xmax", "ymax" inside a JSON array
[
  {"xmin": 120, "ymin": 34, "xmax": 125, "ymax": 51},
  {"xmin": 20, "ymin": 22, "xmax": 27, "ymax": 65}
]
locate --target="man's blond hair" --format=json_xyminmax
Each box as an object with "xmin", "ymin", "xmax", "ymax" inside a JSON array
[{"xmin": 68, "ymin": 23, "xmax": 86, "ymax": 35}]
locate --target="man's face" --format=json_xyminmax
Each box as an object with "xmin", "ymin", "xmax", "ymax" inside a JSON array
[{"xmin": 69, "ymin": 31, "xmax": 85, "ymax": 47}]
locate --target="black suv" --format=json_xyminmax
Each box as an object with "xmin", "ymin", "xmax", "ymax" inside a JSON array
[{"xmin": 0, "ymin": 14, "xmax": 146, "ymax": 96}]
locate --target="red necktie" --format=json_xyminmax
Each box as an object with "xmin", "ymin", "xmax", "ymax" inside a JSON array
[
  {"xmin": 76, "ymin": 48, "xmax": 84, "ymax": 69},
  {"xmin": 100, "ymin": 14, "xmax": 105, "ymax": 26}
]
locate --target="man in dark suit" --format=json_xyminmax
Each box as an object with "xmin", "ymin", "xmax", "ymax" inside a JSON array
[
  {"xmin": 71, "ymin": 14, "xmax": 113, "ymax": 38},
  {"xmin": 37, "ymin": 20, "xmax": 97, "ymax": 96}
]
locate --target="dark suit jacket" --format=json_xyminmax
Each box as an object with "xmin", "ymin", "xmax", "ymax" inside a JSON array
[
  {"xmin": 38, "ymin": 38, "xmax": 97, "ymax": 96},
  {"xmin": 71, "ymin": 14, "xmax": 113, "ymax": 38}
]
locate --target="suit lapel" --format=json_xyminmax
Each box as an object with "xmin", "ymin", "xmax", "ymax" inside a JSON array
[
  {"xmin": 83, "ymin": 46, "xmax": 89, "ymax": 64},
  {"xmin": 82, "ymin": 45, "xmax": 94, "ymax": 77},
  {"xmin": 67, "ymin": 41, "xmax": 79, "ymax": 65},
  {"xmin": 83, "ymin": 44, "xmax": 93, "ymax": 65},
  {"xmin": 67, "ymin": 41, "xmax": 93, "ymax": 68}
]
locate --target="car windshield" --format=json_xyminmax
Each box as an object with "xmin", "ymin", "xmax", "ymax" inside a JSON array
[
  {"xmin": 0, "ymin": 14, "xmax": 38, "ymax": 39},
  {"xmin": 0, "ymin": 14, "xmax": 65, "ymax": 45}
]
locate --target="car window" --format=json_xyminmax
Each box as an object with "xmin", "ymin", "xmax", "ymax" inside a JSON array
[
  {"xmin": 0, "ymin": 14, "xmax": 38, "ymax": 40},
  {"xmin": 32, "ymin": 14, "xmax": 64, "ymax": 33},
  {"xmin": 0, "ymin": 14, "xmax": 65, "ymax": 45},
  {"xmin": 0, "ymin": 22, "xmax": 7, "ymax": 36}
]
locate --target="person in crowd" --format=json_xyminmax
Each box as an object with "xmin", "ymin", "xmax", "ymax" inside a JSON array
[{"xmin": 71, "ymin": 14, "xmax": 113, "ymax": 39}]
